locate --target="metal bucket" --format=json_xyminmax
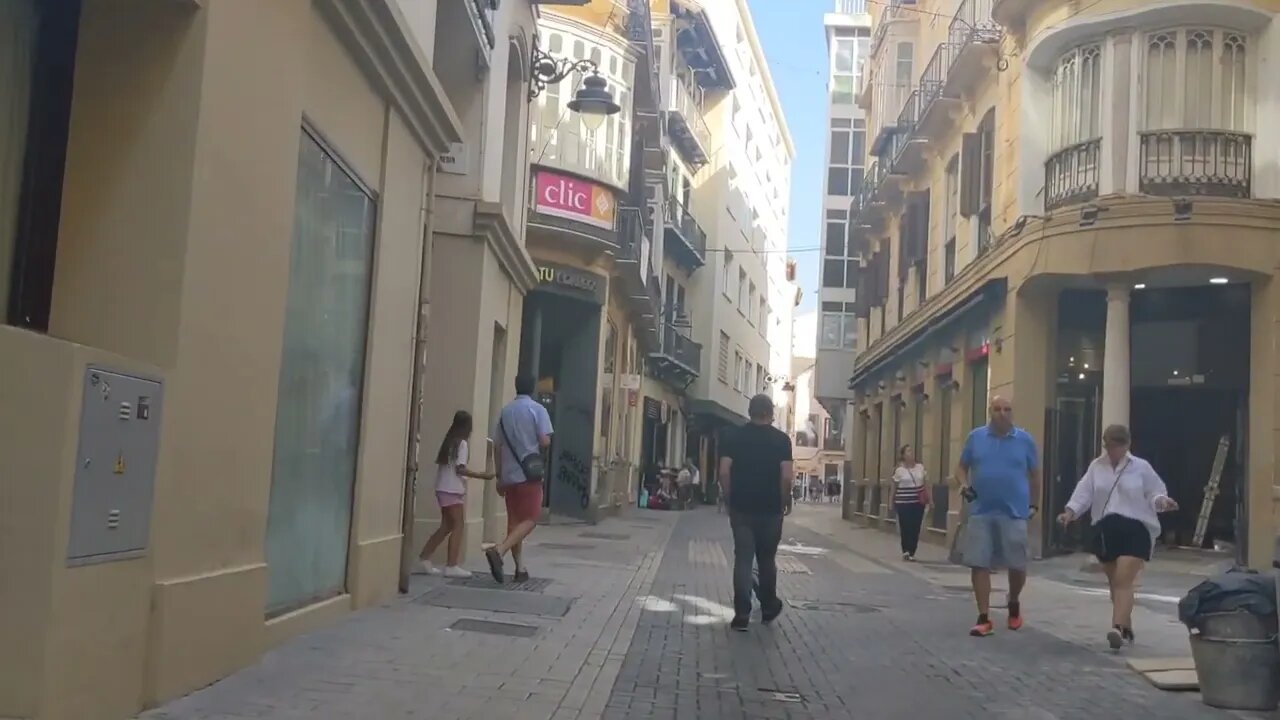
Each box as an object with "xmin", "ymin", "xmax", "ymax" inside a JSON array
[
  {"xmin": 1190, "ymin": 633, "xmax": 1280, "ymax": 711},
  {"xmin": 1196, "ymin": 611, "xmax": 1278, "ymax": 640}
]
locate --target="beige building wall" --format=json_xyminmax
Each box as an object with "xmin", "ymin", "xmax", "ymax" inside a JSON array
[
  {"xmin": 0, "ymin": 0, "xmax": 548, "ymax": 718},
  {"xmin": 847, "ymin": 0, "xmax": 1280, "ymax": 565}
]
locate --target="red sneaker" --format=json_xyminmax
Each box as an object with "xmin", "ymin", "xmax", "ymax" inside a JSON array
[
  {"xmin": 1008, "ymin": 602, "xmax": 1024, "ymax": 631},
  {"xmin": 969, "ymin": 620, "xmax": 995, "ymax": 637}
]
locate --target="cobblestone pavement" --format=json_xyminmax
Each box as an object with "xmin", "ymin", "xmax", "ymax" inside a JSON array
[
  {"xmin": 604, "ymin": 505, "xmax": 1258, "ymax": 720},
  {"xmin": 140, "ymin": 504, "xmax": 1266, "ymax": 720},
  {"xmin": 139, "ymin": 511, "xmax": 680, "ymax": 720}
]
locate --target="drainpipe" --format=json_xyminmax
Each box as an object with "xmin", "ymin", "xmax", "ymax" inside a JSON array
[{"xmin": 399, "ymin": 156, "xmax": 438, "ymax": 594}]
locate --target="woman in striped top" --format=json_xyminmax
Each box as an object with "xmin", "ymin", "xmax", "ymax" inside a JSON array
[{"xmin": 892, "ymin": 444, "xmax": 929, "ymax": 561}]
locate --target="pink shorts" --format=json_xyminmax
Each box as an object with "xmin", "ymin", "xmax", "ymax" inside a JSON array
[{"xmin": 436, "ymin": 491, "xmax": 465, "ymax": 508}]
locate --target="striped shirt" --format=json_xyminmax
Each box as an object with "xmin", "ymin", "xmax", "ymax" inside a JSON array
[{"xmin": 893, "ymin": 464, "xmax": 926, "ymax": 504}]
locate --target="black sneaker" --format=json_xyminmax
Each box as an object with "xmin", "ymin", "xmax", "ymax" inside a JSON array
[
  {"xmin": 1107, "ymin": 626, "xmax": 1124, "ymax": 650},
  {"xmin": 484, "ymin": 548, "xmax": 504, "ymax": 584},
  {"xmin": 730, "ymin": 616, "xmax": 749, "ymax": 632},
  {"xmin": 1122, "ymin": 627, "xmax": 1136, "ymax": 645},
  {"xmin": 762, "ymin": 600, "xmax": 784, "ymax": 625},
  {"xmin": 513, "ymin": 569, "xmax": 530, "ymax": 584}
]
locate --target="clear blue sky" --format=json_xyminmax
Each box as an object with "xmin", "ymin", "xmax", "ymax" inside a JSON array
[{"xmin": 749, "ymin": 0, "xmax": 830, "ymax": 314}]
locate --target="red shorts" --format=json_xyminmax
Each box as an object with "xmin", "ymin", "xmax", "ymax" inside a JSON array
[{"xmin": 503, "ymin": 481, "xmax": 544, "ymax": 526}]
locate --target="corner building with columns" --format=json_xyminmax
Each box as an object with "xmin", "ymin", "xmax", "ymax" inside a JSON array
[{"xmin": 843, "ymin": 0, "xmax": 1280, "ymax": 567}]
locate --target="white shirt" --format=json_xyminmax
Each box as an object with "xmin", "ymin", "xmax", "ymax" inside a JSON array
[
  {"xmin": 435, "ymin": 439, "xmax": 469, "ymax": 495},
  {"xmin": 1066, "ymin": 452, "xmax": 1171, "ymax": 543},
  {"xmin": 892, "ymin": 464, "xmax": 926, "ymax": 489},
  {"xmin": 893, "ymin": 464, "xmax": 926, "ymax": 503}
]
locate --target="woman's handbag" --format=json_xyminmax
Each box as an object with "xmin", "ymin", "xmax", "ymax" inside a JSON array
[{"xmin": 917, "ymin": 484, "xmax": 931, "ymax": 506}]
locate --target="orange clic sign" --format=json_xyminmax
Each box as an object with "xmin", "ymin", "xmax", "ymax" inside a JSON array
[{"xmin": 534, "ymin": 170, "xmax": 616, "ymax": 230}]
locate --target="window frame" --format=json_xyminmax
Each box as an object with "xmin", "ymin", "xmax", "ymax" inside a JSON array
[{"xmin": 1140, "ymin": 27, "xmax": 1251, "ymax": 133}]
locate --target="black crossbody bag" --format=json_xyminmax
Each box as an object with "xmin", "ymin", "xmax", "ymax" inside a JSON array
[{"xmin": 498, "ymin": 411, "xmax": 545, "ymax": 485}]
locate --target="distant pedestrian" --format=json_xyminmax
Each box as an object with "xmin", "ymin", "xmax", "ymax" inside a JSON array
[
  {"xmin": 486, "ymin": 375, "xmax": 553, "ymax": 584},
  {"xmin": 892, "ymin": 444, "xmax": 928, "ymax": 561},
  {"xmin": 956, "ymin": 395, "xmax": 1041, "ymax": 637},
  {"xmin": 1058, "ymin": 424, "xmax": 1178, "ymax": 649},
  {"xmin": 419, "ymin": 411, "xmax": 495, "ymax": 578},
  {"xmin": 719, "ymin": 394, "xmax": 794, "ymax": 631}
]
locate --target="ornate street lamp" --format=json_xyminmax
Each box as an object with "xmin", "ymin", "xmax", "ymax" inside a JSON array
[{"xmin": 529, "ymin": 41, "xmax": 621, "ymax": 131}]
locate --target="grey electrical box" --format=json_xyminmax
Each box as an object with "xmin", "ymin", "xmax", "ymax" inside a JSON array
[{"xmin": 66, "ymin": 367, "xmax": 164, "ymax": 565}]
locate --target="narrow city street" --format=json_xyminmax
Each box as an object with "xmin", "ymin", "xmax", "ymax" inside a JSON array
[{"xmin": 140, "ymin": 505, "xmax": 1258, "ymax": 720}]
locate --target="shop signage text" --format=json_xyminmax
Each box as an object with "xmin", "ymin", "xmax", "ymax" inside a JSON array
[
  {"xmin": 535, "ymin": 262, "xmax": 606, "ymax": 304},
  {"xmin": 534, "ymin": 170, "xmax": 616, "ymax": 229}
]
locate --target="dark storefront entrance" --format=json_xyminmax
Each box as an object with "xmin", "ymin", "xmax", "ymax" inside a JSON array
[
  {"xmin": 520, "ymin": 264, "xmax": 606, "ymax": 520},
  {"xmin": 1046, "ymin": 285, "xmax": 1250, "ymax": 556}
]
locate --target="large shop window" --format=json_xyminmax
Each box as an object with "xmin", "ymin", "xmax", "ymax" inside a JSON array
[
  {"xmin": 265, "ymin": 129, "xmax": 377, "ymax": 616},
  {"xmin": 2, "ymin": 0, "xmax": 80, "ymax": 330}
]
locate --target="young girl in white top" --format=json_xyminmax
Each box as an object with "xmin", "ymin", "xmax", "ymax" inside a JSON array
[
  {"xmin": 419, "ymin": 410, "xmax": 494, "ymax": 578},
  {"xmin": 1058, "ymin": 424, "xmax": 1178, "ymax": 650},
  {"xmin": 892, "ymin": 444, "xmax": 929, "ymax": 561}
]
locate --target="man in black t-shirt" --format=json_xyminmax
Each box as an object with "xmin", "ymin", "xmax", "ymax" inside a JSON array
[{"xmin": 718, "ymin": 394, "xmax": 794, "ymax": 631}]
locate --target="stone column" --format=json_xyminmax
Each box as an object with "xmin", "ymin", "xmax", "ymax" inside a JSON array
[{"xmin": 1102, "ymin": 286, "xmax": 1131, "ymax": 428}]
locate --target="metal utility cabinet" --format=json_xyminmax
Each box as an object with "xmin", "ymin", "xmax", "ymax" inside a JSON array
[{"xmin": 65, "ymin": 367, "xmax": 164, "ymax": 565}]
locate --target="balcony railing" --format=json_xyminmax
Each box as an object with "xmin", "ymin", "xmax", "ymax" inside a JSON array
[
  {"xmin": 890, "ymin": 90, "xmax": 921, "ymax": 169},
  {"xmin": 1138, "ymin": 130, "xmax": 1252, "ymax": 198},
  {"xmin": 666, "ymin": 77, "xmax": 712, "ymax": 164},
  {"xmin": 664, "ymin": 199, "xmax": 707, "ymax": 266},
  {"xmin": 1044, "ymin": 137, "xmax": 1101, "ymax": 211},
  {"xmin": 918, "ymin": 41, "xmax": 958, "ymax": 118},
  {"xmin": 835, "ymin": 0, "xmax": 868, "ymax": 13},
  {"xmin": 948, "ymin": 0, "xmax": 1000, "ymax": 45},
  {"xmin": 660, "ymin": 324, "xmax": 702, "ymax": 374},
  {"xmin": 822, "ymin": 436, "xmax": 846, "ymax": 452}
]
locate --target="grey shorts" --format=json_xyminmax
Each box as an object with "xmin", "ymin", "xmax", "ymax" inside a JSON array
[{"xmin": 963, "ymin": 514, "xmax": 1029, "ymax": 571}]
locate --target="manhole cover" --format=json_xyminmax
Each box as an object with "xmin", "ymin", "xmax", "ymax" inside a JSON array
[
  {"xmin": 579, "ymin": 531, "xmax": 631, "ymax": 541},
  {"xmin": 758, "ymin": 688, "xmax": 804, "ymax": 703},
  {"xmin": 449, "ymin": 618, "xmax": 539, "ymax": 638},
  {"xmin": 416, "ymin": 586, "xmax": 575, "ymax": 617},
  {"xmin": 448, "ymin": 576, "xmax": 552, "ymax": 592},
  {"xmin": 786, "ymin": 599, "xmax": 881, "ymax": 613},
  {"xmin": 536, "ymin": 542, "xmax": 595, "ymax": 551}
]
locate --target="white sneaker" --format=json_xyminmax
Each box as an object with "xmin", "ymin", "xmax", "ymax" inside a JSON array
[
  {"xmin": 443, "ymin": 566, "xmax": 472, "ymax": 579},
  {"xmin": 420, "ymin": 560, "xmax": 442, "ymax": 576}
]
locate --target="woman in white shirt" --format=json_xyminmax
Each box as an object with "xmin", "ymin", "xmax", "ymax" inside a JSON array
[
  {"xmin": 419, "ymin": 410, "xmax": 495, "ymax": 578},
  {"xmin": 892, "ymin": 444, "xmax": 929, "ymax": 561},
  {"xmin": 1057, "ymin": 424, "xmax": 1178, "ymax": 650}
]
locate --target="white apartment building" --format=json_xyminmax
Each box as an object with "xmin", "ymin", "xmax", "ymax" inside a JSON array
[
  {"xmin": 671, "ymin": 0, "xmax": 794, "ymax": 498},
  {"xmin": 814, "ymin": 0, "xmax": 872, "ymax": 427}
]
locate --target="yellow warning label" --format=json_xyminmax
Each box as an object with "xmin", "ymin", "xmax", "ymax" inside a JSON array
[{"xmin": 114, "ymin": 454, "xmax": 126, "ymax": 475}]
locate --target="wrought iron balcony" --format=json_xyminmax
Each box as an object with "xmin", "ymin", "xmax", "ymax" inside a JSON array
[
  {"xmin": 1138, "ymin": 130, "xmax": 1252, "ymax": 199},
  {"xmin": 1044, "ymin": 138, "xmax": 1101, "ymax": 211},
  {"xmin": 916, "ymin": 42, "xmax": 960, "ymax": 138},
  {"xmin": 665, "ymin": 77, "xmax": 712, "ymax": 167},
  {"xmin": 890, "ymin": 90, "xmax": 925, "ymax": 175},
  {"xmin": 616, "ymin": 207, "xmax": 659, "ymax": 346},
  {"xmin": 946, "ymin": 0, "xmax": 1002, "ymax": 97},
  {"xmin": 664, "ymin": 199, "xmax": 707, "ymax": 270},
  {"xmin": 650, "ymin": 323, "xmax": 702, "ymax": 383}
]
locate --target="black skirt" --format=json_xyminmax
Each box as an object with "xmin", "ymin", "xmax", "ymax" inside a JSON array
[{"xmin": 1092, "ymin": 514, "xmax": 1153, "ymax": 563}]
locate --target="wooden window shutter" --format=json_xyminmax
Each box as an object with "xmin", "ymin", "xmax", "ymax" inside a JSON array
[{"xmin": 959, "ymin": 132, "xmax": 980, "ymax": 218}]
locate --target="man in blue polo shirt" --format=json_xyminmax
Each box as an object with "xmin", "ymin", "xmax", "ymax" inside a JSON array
[{"xmin": 957, "ymin": 395, "xmax": 1041, "ymax": 637}]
